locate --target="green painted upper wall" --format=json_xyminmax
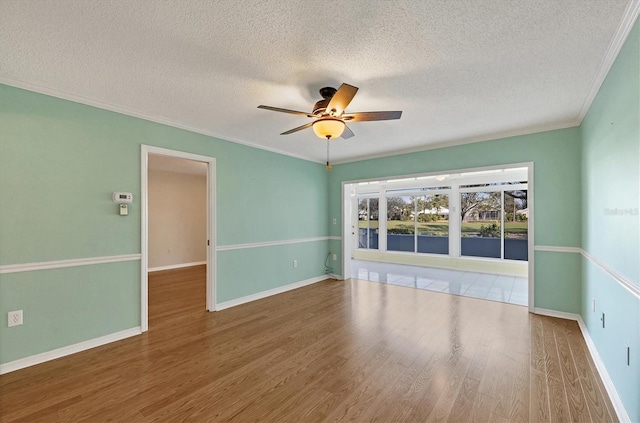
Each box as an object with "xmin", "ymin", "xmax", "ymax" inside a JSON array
[
  {"xmin": 329, "ymin": 126, "xmax": 582, "ymax": 248},
  {"xmin": 0, "ymin": 84, "xmax": 331, "ymax": 363},
  {"xmin": 579, "ymin": 18, "xmax": 639, "ymax": 423},
  {"xmin": 0, "ymin": 84, "xmax": 329, "ymax": 265},
  {"xmin": 581, "ymin": 18, "xmax": 639, "ymax": 286}
]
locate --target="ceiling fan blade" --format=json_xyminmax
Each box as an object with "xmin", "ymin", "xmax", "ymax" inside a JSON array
[
  {"xmin": 341, "ymin": 125, "xmax": 355, "ymax": 139},
  {"xmin": 258, "ymin": 105, "xmax": 313, "ymax": 117},
  {"xmin": 326, "ymin": 83, "xmax": 359, "ymax": 116},
  {"xmin": 280, "ymin": 122, "xmax": 313, "ymax": 135},
  {"xmin": 342, "ymin": 111, "xmax": 402, "ymax": 122}
]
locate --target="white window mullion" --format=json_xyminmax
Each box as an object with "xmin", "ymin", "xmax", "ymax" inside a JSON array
[
  {"xmin": 379, "ymin": 193, "xmax": 387, "ymax": 252},
  {"xmin": 413, "ymin": 196, "xmax": 418, "ymax": 253},
  {"xmin": 500, "ymin": 190, "xmax": 505, "ymax": 260},
  {"xmin": 450, "ymin": 184, "xmax": 461, "ymax": 257},
  {"xmin": 366, "ymin": 199, "xmax": 371, "ymax": 249}
]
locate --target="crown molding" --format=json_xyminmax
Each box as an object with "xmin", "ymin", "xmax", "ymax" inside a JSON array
[
  {"xmin": 0, "ymin": 76, "xmax": 324, "ymax": 164},
  {"xmin": 331, "ymin": 120, "xmax": 580, "ymax": 165},
  {"xmin": 0, "ymin": 76, "xmax": 585, "ymax": 166},
  {"xmin": 3, "ymin": 0, "xmax": 636, "ymax": 175},
  {"xmin": 575, "ymin": 0, "xmax": 640, "ymax": 123}
]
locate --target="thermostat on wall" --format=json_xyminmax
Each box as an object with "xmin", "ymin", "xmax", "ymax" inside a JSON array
[{"xmin": 112, "ymin": 192, "xmax": 133, "ymax": 204}]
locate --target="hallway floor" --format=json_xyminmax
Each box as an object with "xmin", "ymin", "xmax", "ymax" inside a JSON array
[{"xmin": 351, "ymin": 259, "xmax": 528, "ymax": 306}]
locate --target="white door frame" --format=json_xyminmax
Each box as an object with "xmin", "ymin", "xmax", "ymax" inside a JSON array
[
  {"xmin": 140, "ymin": 145, "xmax": 217, "ymax": 332},
  {"xmin": 341, "ymin": 161, "xmax": 534, "ymax": 313},
  {"xmin": 341, "ymin": 185, "xmax": 354, "ymax": 280}
]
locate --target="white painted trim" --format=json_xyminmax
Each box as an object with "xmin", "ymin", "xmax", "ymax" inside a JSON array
[
  {"xmin": 141, "ymin": 149, "xmax": 149, "ymax": 331},
  {"xmin": 576, "ymin": 1, "xmax": 640, "ymax": 123},
  {"xmin": 0, "ymin": 76, "xmax": 322, "ymax": 165},
  {"xmin": 215, "ymin": 275, "xmax": 330, "ymax": 310},
  {"xmin": 533, "ymin": 307, "xmax": 581, "ymax": 321},
  {"xmin": 340, "ymin": 162, "xmax": 535, "ymax": 186},
  {"xmin": 575, "ymin": 315, "xmax": 632, "ymax": 423},
  {"xmin": 581, "ymin": 249, "xmax": 640, "ymax": 299},
  {"xmin": 141, "ymin": 145, "xmax": 217, "ymax": 329},
  {"xmin": 533, "ymin": 308, "xmax": 631, "ymax": 422},
  {"xmin": 0, "ymin": 327, "xmax": 141, "ymax": 375},
  {"xmin": 332, "ymin": 122, "xmax": 579, "ymax": 165},
  {"xmin": 534, "ymin": 246, "xmax": 640, "ymax": 300},
  {"xmin": 0, "ymin": 254, "xmax": 141, "ymax": 275},
  {"xmin": 533, "ymin": 245, "xmax": 582, "ymax": 254},
  {"xmin": 0, "ymin": 78, "xmax": 578, "ymax": 167},
  {"xmin": 1, "ymin": 2, "xmax": 636, "ymax": 168},
  {"xmin": 148, "ymin": 261, "xmax": 206, "ymax": 272},
  {"xmin": 216, "ymin": 236, "xmax": 335, "ymax": 252},
  {"xmin": 527, "ymin": 162, "xmax": 535, "ymax": 313}
]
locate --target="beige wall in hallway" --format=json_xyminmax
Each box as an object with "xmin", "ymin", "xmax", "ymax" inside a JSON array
[{"xmin": 148, "ymin": 169, "xmax": 206, "ymax": 269}]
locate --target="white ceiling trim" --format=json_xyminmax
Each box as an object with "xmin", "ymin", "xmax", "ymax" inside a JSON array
[
  {"xmin": 331, "ymin": 120, "xmax": 580, "ymax": 165},
  {"xmin": 2, "ymin": 1, "xmax": 637, "ymax": 168},
  {"xmin": 0, "ymin": 75, "xmax": 324, "ymax": 164},
  {"xmin": 1, "ymin": 74, "xmax": 582, "ymax": 167},
  {"xmin": 576, "ymin": 0, "xmax": 640, "ymax": 123}
]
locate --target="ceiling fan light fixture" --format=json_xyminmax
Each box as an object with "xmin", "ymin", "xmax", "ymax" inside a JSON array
[{"xmin": 312, "ymin": 117, "xmax": 345, "ymax": 140}]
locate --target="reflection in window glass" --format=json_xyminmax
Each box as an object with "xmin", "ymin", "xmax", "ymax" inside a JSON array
[
  {"xmin": 387, "ymin": 196, "xmax": 415, "ymax": 252},
  {"xmin": 504, "ymin": 190, "xmax": 528, "ymax": 260},
  {"xmin": 460, "ymin": 191, "xmax": 501, "ymax": 258}
]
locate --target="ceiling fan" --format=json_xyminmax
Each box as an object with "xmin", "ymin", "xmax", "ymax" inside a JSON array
[{"xmin": 257, "ymin": 83, "xmax": 402, "ymax": 141}]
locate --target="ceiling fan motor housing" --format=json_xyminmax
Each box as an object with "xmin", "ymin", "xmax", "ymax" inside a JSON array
[
  {"xmin": 313, "ymin": 87, "xmax": 338, "ymax": 115},
  {"xmin": 312, "ymin": 98, "xmax": 330, "ymax": 116}
]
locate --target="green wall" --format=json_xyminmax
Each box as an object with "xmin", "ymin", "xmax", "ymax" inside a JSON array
[
  {"xmin": 0, "ymin": 84, "xmax": 330, "ymax": 363},
  {"xmin": 1, "ymin": 20, "xmax": 638, "ymax": 419},
  {"xmin": 580, "ymin": 18, "xmax": 639, "ymax": 422},
  {"xmin": 329, "ymin": 126, "xmax": 583, "ymax": 313}
]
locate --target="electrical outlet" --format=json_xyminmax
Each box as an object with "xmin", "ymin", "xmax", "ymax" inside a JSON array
[
  {"xmin": 293, "ymin": 260, "xmax": 297, "ymax": 268},
  {"xmin": 332, "ymin": 254, "xmax": 337, "ymax": 261},
  {"xmin": 332, "ymin": 218, "xmax": 337, "ymax": 225},
  {"xmin": 8, "ymin": 310, "xmax": 23, "ymax": 327}
]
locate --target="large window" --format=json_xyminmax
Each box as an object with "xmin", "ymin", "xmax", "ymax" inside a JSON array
[
  {"xmin": 416, "ymin": 194, "xmax": 449, "ymax": 254},
  {"xmin": 460, "ymin": 191, "xmax": 502, "ymax": 258},
  {"xmin": 358, "ymin": 198, "xmax": 379, "ymax": 249},
  {"xmin": 387, "ymin": 196, "xmax": 415, "ymax": 252},
  {"xmin": 387, "ymin": 193, "xmax": 449, "ymax": 254},
  {"xmin": 504, "ymin": 190, "xmax": 528, "ymax": 260},
  {"xmin": 459, "ymin": 189, "xmax": 528, "ymax": 260},
  {"xmin": 352, "ymin": 167, "xmax": 528, "ymax": 261}
]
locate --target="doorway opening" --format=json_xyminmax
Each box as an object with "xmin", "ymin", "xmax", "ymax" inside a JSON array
[
  {"xmin": 141, "ymin": 145, "xmax": 216, "ymax": 332},
  {"xmin": 342, "ymin": 163, "xmax": 533, "ymax": 310}
]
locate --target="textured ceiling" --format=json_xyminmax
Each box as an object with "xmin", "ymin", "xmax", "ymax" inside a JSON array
[{"xmin": 0, "ymin": 1, "xmax": 636, "ymax": 163}]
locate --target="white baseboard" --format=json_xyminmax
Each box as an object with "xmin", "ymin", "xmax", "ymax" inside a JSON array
[
  {"xmin": 0, "ymin": 327, "xmax": 141, "ymax": 375},
  {"xmin": 533, "ymin": 308, "xmax": 630, "ymax": 422},
  {"xmin": 148, "ymin": 261, "xmax": 206, "ymax": 272},
  {"xmin": 575, "ymin": 316, "xmax": 631, "ymax": 423},
  {"xmin": 533, "ymin": 307, "xmax": 581, "ymax": 321},
  {"xmin": 215, "ymin": 275, "xmax": 332, "ymax": 311}
]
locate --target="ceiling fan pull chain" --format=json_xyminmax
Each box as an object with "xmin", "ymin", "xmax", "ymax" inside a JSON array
[{"xmin": 326, "ymin": 139, "xmax": 332, "ymax": 172}]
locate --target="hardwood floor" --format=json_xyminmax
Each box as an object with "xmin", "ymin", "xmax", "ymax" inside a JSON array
[{"xmin": 0, "ymin": 265, "xmax": 617, "ymax": 422}]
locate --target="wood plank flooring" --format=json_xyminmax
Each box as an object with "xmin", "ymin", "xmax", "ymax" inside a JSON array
[{"xmin": 0, "ymin": 265, "xmax": 617, "ymax": 422}]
